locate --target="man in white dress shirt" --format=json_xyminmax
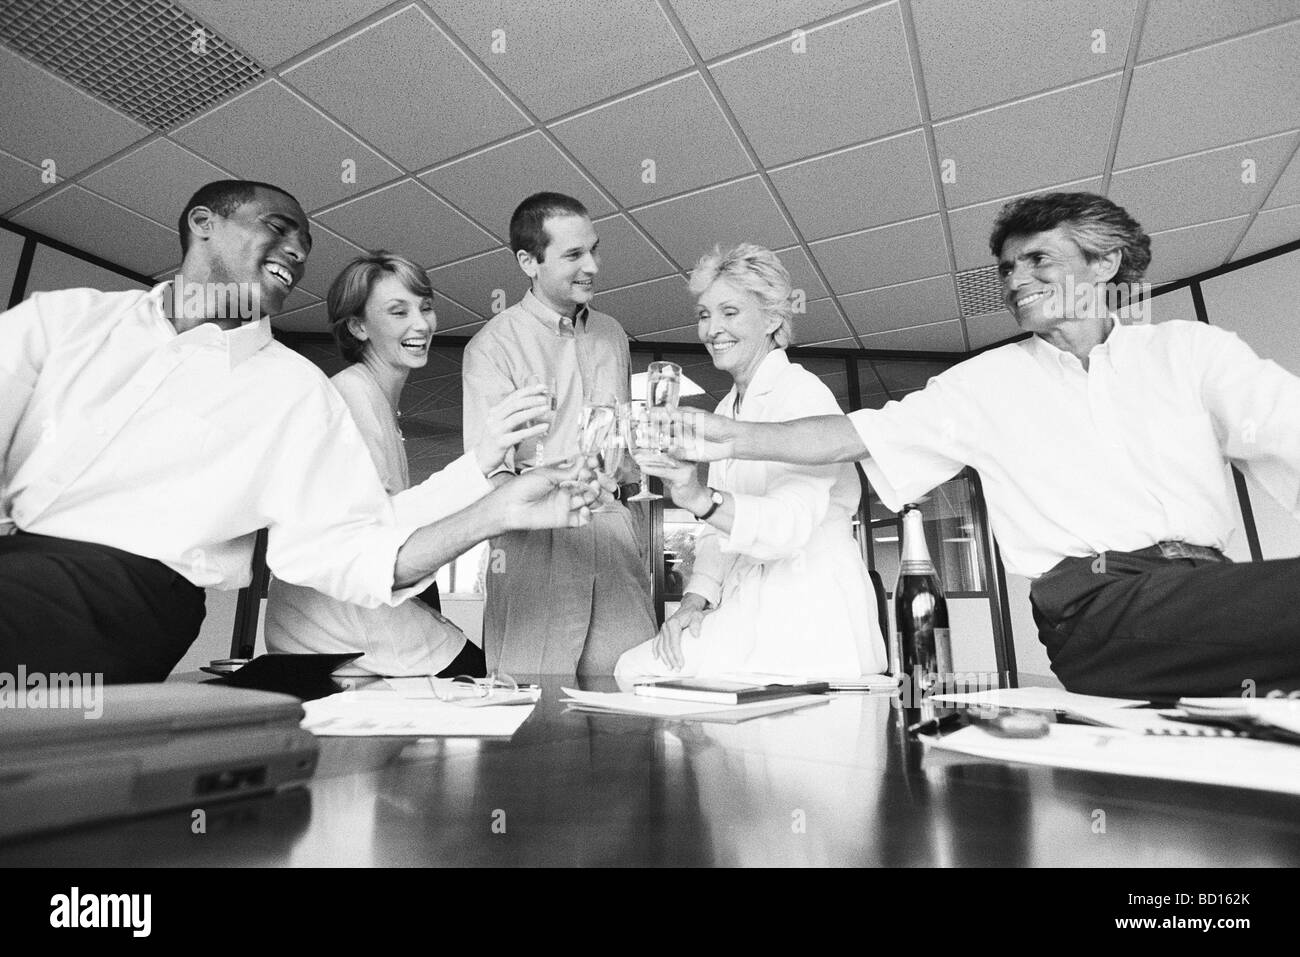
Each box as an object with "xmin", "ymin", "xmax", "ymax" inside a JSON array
[
  {"xmin": 675, "ymin": 192, "xmax": 1300, "ymax": 699},
  {"xmin": 0, "ymin": 179, "xmax": 595, "ymax": 683}
]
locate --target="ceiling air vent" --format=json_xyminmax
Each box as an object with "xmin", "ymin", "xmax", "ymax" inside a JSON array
[
  {"xmin": 0, "ymin": 0, "xmax": 264, "ymax": 130},
  {"xmin": 954, "ymin": 263, "xmax": 1005, "ymax": 318}
]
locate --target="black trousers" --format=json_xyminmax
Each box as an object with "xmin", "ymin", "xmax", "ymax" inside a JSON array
[
  {"xmin": 1030, "ymin": 545, "xmax": 1300, "ymax": 699},
  {"xmin": 0, "ymin": 533, "xmax": 206, "ymax": 684}
]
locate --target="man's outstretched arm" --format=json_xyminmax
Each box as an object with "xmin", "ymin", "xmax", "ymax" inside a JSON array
[
  {"xmin": 680, "ymin": 412, "xmax": 869, "ymax": 466},
  {"xmin": 393, "ymin": 465, "xmax": 594, "ymax": 587}
]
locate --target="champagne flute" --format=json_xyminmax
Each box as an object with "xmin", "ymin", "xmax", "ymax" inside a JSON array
[
  {"xmin": 643, "ymin": 361, "xmax": 682, "ymax": 467},
  {"xmin": 590, "ymin": 403, "xmax": 627, "ymax": 513},
  {"xmin": 624, "ymin": 401, "xmax": 663, "ymax": 501},
  {"xmin": 521, "ymin": 373, "xmax": 557, "ymax": 471},
  {"xmin": 577, "ymin": 395, "xmax": 618, "ymax": 507}
]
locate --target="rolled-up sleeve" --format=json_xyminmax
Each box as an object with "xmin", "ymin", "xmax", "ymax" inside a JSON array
[
  {"xmin": 850, "ymin": 376, "xmax": 968, "ymax": 513},
  {"xmin": 0, "ymin": 295, "xmax": 48, "ymax": 498},
  {"xmin": 462, "ymin": 332, "xmax": 517, "ymax": 477},
  {"xmin": 1194, "ymin": 324, "xmax": 1300, "ymax": 518}
]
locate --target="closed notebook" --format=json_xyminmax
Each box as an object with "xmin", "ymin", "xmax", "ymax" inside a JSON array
[{"xmin": 633, "ymin": 678, "xmax": 829, "ymax": 705}]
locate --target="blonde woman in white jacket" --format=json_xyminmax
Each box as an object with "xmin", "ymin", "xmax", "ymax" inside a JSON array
[{"xmin": 615, "ymin": 245, "xmax": 887, "ymax": 681}]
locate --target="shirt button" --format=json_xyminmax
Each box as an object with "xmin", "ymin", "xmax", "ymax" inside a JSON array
[{"xmin": 95, "ymin": 426, "xmax": 107, "ymax": 436}]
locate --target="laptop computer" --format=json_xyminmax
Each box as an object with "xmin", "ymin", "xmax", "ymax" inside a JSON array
[{"xmin": 0, "ymin": 682, "xmax": 318, "ymax": 842}]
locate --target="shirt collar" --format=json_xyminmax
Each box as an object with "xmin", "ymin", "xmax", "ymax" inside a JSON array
[
  {"xmin": 1026, "ymin": 316, "xmax": 1124, "ymax": 376},
  {"xmin": 521, "ymin": 289, "xmax": 588, "ymax": 335},
  {"xmin": 148, "ymin": 281, "xmax": 273, "ymax": 369},
  {"xmin": 725, "ymin": 348, "xmax": 788, "ymax": 409}
]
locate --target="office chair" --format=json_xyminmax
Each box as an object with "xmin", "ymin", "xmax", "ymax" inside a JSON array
[
  {"xmin": 229, "ymin": 528, "xmax": 269, "ymax": 659},
  {"xmin": 867, "ymin": 569, "xmax": 890, "ymax": 665}
]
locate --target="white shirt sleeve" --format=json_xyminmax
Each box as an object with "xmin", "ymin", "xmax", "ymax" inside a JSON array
[
  {"xmin": 0, "ymin": 295, "xmax": 46, "ymax": 512},
  {"xmin": 391, "ymin": 453, "xmax": 493, "ymax": 526},
  {"xmin": 259, "ymin": 386, "xmax": 423, "ymax": 609},
  {"xmin": 1192, "ymin": 323, "xmax": 1300, "ymax": 518},
  {"xmin": 848, "ymin": 374, "xmax": 969, "ymax": 513}
]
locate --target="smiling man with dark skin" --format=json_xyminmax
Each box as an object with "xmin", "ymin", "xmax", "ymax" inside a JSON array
[
  {"xmin": 673, "ymin": 192, "xmax": 1300, "ymax": 699},
  {"xmin": 0, "ymin": 179, "xmax": 596, "ymax": 683}
]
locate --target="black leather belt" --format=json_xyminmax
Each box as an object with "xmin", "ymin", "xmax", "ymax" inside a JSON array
[{"xmin": 1144, "ymin": 541, "xmax": 1229, "ymax": 563}]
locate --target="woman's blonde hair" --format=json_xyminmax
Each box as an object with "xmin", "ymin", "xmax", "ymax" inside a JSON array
[{"xmin": 688, "ymin": 243, "xmax": 794, "ymax": 348}]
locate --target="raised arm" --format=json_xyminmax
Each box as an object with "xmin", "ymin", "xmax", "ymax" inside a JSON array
[{"xmin": 680, "ymin": 412, "xmax": 869, "ymax": 465}]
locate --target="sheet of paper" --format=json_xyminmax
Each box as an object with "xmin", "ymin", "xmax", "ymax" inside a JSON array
[
  {"xmin": 561, "ymin": 687, "xmax": 828, "ymax": 721},
  {"xmin": 924, "ymin": 722, "xmax": 1300, "ymax": 795},
  {"xmin": 301, "ymin": 690, "xmax": 534, "ymax": 737},
  {"xmin": 1179, "ymin": 697, "xmax": 1300, "ymax": 735},
  {"xmin": 929, "ymin": 686, "xmax": 1147, "ymax": 712}
]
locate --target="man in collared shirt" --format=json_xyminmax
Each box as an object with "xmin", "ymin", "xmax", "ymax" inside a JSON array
[
  {"xmin": 674, "ymin": 192, "xmax": 1300, "ymax": 699},
  {"xmin": 463, "ymin": 192, "xmax": 656, "ymax": 675},
  {"xmin": 0, "ymin": 179, "xmax": 596, "ymax": 683}
]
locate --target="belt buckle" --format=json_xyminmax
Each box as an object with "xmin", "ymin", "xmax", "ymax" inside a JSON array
[{"xmin": 1157, "ymin": 540, "xmax": 1193, "ymax": 560}]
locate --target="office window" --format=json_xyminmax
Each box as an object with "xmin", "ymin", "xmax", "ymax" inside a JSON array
[{"xmin": 865, "ymin": 470, "xmax": 985, "ymax": 597}]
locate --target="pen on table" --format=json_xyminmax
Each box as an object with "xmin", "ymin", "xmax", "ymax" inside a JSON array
[{"xmin": 907, "ymin": 712, "xmax": 961, "ymax": 735}]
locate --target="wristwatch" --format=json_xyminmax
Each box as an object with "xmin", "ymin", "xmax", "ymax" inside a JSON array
[{"xmin": 694, "ymin": 487, "xmax": 724, "ymax": 521}]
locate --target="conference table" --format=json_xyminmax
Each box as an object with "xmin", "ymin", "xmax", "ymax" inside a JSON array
[{"xmin": 2, "ymin": 675, "xmax": 1298, "ymax": 867}]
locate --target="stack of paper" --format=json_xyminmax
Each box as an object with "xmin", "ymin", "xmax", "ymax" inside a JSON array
[
  {"xmin": 930, "ymin": 686, "xmax": 1148, "ymax": 713},
  {"xmin": 301, "ymin": 690, "xmax": 535, "ymax": 737},
  {"xmin": 925, "ymin": 721, "xmax": 1300, "ymax": 795},
  {"xmin": 561, "ymin": 687, "xmax": 828, "ymax": 723}
]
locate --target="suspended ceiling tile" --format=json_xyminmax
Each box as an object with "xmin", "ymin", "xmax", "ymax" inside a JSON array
[
  {"xmin": 1146, "ymin": 215, "xmax": 1251, "ymax": 284},
  {"xmin": 1109, "ymin": 132, "xmax": 1299, "ymax": 233},
  {"xmin": 798, "ymin": 337, "xmax": 860, "ymax": 350},
  {"xmin": 1115, "ymin": 20, "xmax": 1300, "ymax": 167},
  {"xmin": 946, "ymin": 176, "xmax": 1104, "ymax": 271},
  {"xmin": 809, "ymin": 214, "xmax": 949, "ymax": 295},
  {"xmin": 171, "ymin": 81, "xmax": 402, "ymax": 212},
  {"xmin": 550, "ymin": 74, "xmax": 754, "ymax": 206},
  {"xmin": 315, "ymin": 179, "xmax": 498, "ymax": 268},
  {"xmin": 771, "ymin": 245, "xmax": 829, "ymax": 300},
  {"xmin": 271, "ymin": 300, "xmax": 330, "ymax": 333},
  {"xmin": 1233, "ymin": 204, "xmax": 1300, "ymax": 260},
  {"xmin": 840, "ymin": 273, "xmax": 960, "ymax": 336},
  {"xmin": 592, "ymin": 275, "xmax": 695, "ymax": 337},
  {"xmin": 790, "ymin": 298, "xmax": 855, "ymax": 345},
  {"xmin": 710, "ymin": 4, "xmax": 919, "ymax": 166},
  {"xmin": 430, "ymin": 0, "xmax": 691, "ymax": 119},
  {"xmin": 278, "ymin": 287, "xmax": 318, "ymax": 315},
  {"xmin": 426, "ymin": 246, "xmax": 523, "ymax": 317},
  {"xmin": 23, "ymin": 242, "xmax": 148, "ymax": 295},
  {"xmin": 0, "ymin": 149, "xmax": 52, "ymax": 215},
  {"xmin": 933, "ymin": 74, "xmax": 1120, "ymax": 208},
  {"xmin": 858, "ymin": 318, "xmax": 966, "ymax": 351},
  {"xmin": 433, "ymin": 291, "xmax": 487, "ymax": 332},
  {"xmin": 178, "ymin": 0, "xmax": 395, "ymax": 67},
  {"xmin": 632, "ymin": 176, "xmax": 795, "ymax": 269},
  {"xmin": 770, "ymin": 130, "xmax": 936, "ymax": 240},
  {"xmin": 589, "ymin": 214, "xmax": 678, "ymax": 290},
  {"xmin": 420, "ymin": 132, "xmax": 613, "ymax": 242},
  {"xmin": 80, "ymin": 138, "xmax": 230, "ymax": 230},
  {"xmin": 295, "ymin": 223, "xmax": 366, "ymax": 299},
  {"xmin": 283, "ymin": 6, "xmax": 528, "ymax": 171},
  {"xmin": 964, "ymin": 309, "xmax": 1022, "ymax": 350},
  {"xmin": 0, "ymin": 227, "xmax": 23, "ymax": 304},
  {"xmin": 13, "ymin": 186, "xmax": 178, "ymax": 275},
  {"xmin": 636, "ymin": 322, "xmax": 698, "ymax": 343},
  {"xmin": 0, "ymin": 45, "xmax": 147, "ymax": 176},
  {"xmin": 1265, "ymin": 147, "xmax": 1300, "ymax": 209},
  {"xmin": 669, "ymin": 0, "xmax": 864, "ymax": 59},
  {"xmin": 1138, "ymin": 0, "xmax": 1300, "ymax": 60},
  {"xmin": 912, "ymin": 0, "xmax": 1134, "ymax": 119}
]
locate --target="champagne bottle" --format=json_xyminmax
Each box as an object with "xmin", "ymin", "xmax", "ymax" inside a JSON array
[{"xmin": 893, "ymin": 504, "xmax": 952, "ymax": 700}]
